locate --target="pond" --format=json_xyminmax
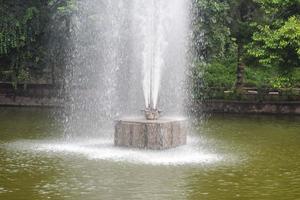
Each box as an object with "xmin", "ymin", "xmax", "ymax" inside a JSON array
[{"xmin": 0, "ymin": 107, "xmax": 299, "ymax": 200}]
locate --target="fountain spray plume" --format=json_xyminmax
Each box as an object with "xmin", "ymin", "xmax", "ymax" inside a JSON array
[
  {"xmin": 63, "ymin": 0, "xmax": 190, "ymax": 138},
  {"xmin": 144, "ymin": 54, "xmax": 162, "ymax": 120},
  {"xmin": 143, "ymin": 0, "xmax": 161, "ymax": 120}
]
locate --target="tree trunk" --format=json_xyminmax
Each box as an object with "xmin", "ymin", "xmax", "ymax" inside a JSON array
[
  {"xmin": 51, "ymin": 62, "xmax": 55, "ymax": 85},
  {"xmin": 235, "ymin": 43, "xmax": 245, "ymax": 91}
]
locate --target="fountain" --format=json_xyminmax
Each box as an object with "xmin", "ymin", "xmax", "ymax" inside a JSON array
[
  {"xmin": 113, "ymin": 0, "xmax": 188, "ymax": 150},
  {"xmin": 3, "ymin": 0, "xmax": 222, "ymax": 168},
  {"xmin": 63, "ymin": 0, "xmax": 189, "ymax": 150},
  {"xmin": 115, "ymin": 93, "xmax": 187, "ymax": 149}
]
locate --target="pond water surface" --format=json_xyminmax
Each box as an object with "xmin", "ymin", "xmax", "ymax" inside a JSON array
[{"xmin": 0, "ymin": 108, "xmax": 299, "ymax": 200}]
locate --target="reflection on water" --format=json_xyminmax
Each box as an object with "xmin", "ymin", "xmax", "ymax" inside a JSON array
[
  {"xmin": 0, "ymin": 108, "xmax": 300, "ymax": 200},
  {"xmin": 5, "ymin": 137, "xmax": 223, "ymax": 165}
]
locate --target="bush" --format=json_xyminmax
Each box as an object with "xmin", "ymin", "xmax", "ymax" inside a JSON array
[
  {"xmin": 244, "ymin": 66, "xmax": 276, "ymax": 88},
  {"xmin": 200, "ymin": 59, "xmax": 236, "ymax": 88},
  {"xmin": 293, "ymin": 68, "xmax": 300, "ymax": 88},
  {"xmin": 193, "ymin": 59, "xmax": 300, "ymax": 101}
]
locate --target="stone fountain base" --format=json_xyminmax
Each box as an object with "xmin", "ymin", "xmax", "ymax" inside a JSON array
[{"xmin": 114, "ymin": 118, "xmax": 187, "ymax": 150}]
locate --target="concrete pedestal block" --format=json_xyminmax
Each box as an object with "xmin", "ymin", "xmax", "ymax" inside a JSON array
[{"xmin": 114, "ymin": 118, "xmax": 187, "ymax": 150}]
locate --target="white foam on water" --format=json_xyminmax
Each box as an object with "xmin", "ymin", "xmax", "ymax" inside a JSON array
[{"xmin": 4, "ymin": 136, "xmax": 223, "ymax": 166}]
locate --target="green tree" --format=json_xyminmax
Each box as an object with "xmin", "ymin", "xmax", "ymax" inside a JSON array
[
  {"xmin": 0, "ymin": 0, "xmax": 76, "ymax": 88},
  {"xmin": 247, "ymin": 0, "xmax": 300, "ymax": 69},
  {"xmin": 226, "ymin": 0, "xmax": 261, "ymax": 90},
  {"xmin": 192, "ymin": 0, "xmax": 231, "ymax": 61},
  {"xmin": 0, "ymin": 1, "xmax": 41, "ymax": 87},
  {"xmin": 193, "ymin": 0, "xmax": 260, "ymax": 90}
]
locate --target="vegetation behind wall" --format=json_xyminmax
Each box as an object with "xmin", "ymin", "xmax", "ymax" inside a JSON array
[
  {"xmin": 0, "ymin": 0, "xmax": 76, "ymax": 88},
  {"xmin": 192, "ymin": 0, "xmax": 300, "ymax": 100},
  {"xmin": 0, "ymin": 0, "xmax": 299, "ymax": 101}
]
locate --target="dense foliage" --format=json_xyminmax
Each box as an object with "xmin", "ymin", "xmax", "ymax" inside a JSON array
[
  {"xmin": 193, "ymin": 0, "xmax": 300, "ymax": 99},
  {"xmin": 247, "ymin": 1, "xmax": 300, "ymax": 69},
  {"xmin": 0, "ymin": 0, "xmax": 75, "ymax": 87},
  {"xmin": 0, "ymin": 0, "xmax": 299, "ymax": 100}
]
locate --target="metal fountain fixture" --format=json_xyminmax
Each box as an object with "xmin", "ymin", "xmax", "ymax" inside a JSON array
[{"xmin": 144, "ymin": 107, "xmax": 161, "ymax": 120}]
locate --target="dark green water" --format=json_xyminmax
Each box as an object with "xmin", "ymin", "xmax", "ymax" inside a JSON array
[{"xmin": 0, "ymin": 108, "xmax": 300, "ymax": 200}]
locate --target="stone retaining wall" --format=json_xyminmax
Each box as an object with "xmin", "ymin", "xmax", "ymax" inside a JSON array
[
  {"xmin": 0, "ymin": 95, "xmax": 62, "ymax": 107},
  {"xmin": 1, "ymin": 82, "xmax": 300, "ymax": 115},
  {"xmin": 200, "ymin": 100, "xmax": 300, "ymax": 115}
]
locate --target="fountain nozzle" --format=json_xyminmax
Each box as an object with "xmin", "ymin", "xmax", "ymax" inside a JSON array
[{"xmin": 144, "ymin": 108, "xmax": 161, "ymax": 120}]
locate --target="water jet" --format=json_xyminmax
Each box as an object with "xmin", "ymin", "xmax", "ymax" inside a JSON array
[{"xmin": 113, "ymin": 0, "xmax": 188, "ymax": 150}]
